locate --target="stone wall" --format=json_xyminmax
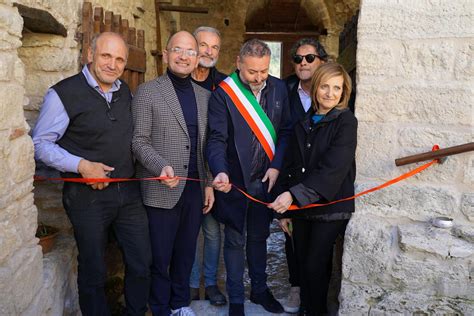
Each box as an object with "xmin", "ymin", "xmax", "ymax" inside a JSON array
[
  {"xmin": 0, "ymin": 1, "xmax": 46, "ymax": 314},
  {"xmin": 1, "ymin": 0, "xmax": 158, "ymax": 314},
  {"xmin": 340, "ymin": 0, "xmax": 474, "ymax": 314}
]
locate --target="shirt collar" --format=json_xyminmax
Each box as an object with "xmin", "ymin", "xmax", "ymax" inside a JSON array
[
  {"xmin": 297, "ymin": 81, "xmax": 310, "ymax": 96},
  {"xmin": 82, "ymin": 65, "xmax": 121, "ymax": 93},
  {"xmin": 235, "ymin": 70, "xmax": 267, "ymax": 101}
]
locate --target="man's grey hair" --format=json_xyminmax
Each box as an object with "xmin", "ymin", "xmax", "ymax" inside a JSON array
[
  {"xmin": 90, "ymin": 32, "xmax": 129, "ymax": 58},
  {"xmin": 290, "ymin": 38, "xmax": 328, "ymax": 62},
  {"xmin": 193, "ymin": 26, "xmax": 221, "ymax": 38},
  {"xmin": 239, "ymin": 38, "xmax": 271, "ymax": 59}
]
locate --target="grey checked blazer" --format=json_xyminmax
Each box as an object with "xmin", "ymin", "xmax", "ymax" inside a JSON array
[{"xmin": 132, "ymin": 73, "xmax": 212, "ymax": 209}]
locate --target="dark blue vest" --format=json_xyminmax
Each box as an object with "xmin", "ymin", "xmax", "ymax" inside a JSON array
[{"xmin": 53, "ymin": 72, "xmax": 135, "ymax": 179}]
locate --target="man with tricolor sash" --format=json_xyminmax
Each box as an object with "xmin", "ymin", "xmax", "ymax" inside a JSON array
[{"xmin": 206, "ymin": 39, "xmax": 293, "ymax": 316}]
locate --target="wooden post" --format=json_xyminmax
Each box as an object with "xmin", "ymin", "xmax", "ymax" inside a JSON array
[
  {"xmin": 104, "ymin": 11, "xmax": 113, "ymax": 32},
  {"xmin": 81, "ymin": 2, "xmax": 93, "ymax": 65},
  {"xmin": 137, "ymin": 29, "xmax": 145, "ymax": 85},
  {"xmin": 112, "ymin": 14, "xmax": 121, "ymax": 34},
  {"xmin": 154, "ymin": 0, "xmax": 163, "ymax": 75},
  {"xmin": 121, "ymin": 19, "xmax": 130, "ymax": 87},
  {"xmin": 93, "ymin": 7, "xmax": 104, "ymax": 34}
]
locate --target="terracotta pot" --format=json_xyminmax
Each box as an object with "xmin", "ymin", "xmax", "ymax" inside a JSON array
[{"xmin": 36, "ymin": 225, "xmax": 59, "ymax": 254}]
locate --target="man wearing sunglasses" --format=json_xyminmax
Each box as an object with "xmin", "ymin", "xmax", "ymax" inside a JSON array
[
  {"xmin": 286, "ymin": 38, "xmax": 328, "ymax": 125},
  {"xmin": 280, "ymin": 38, "xmax": 328, "ymax": 314},
  {"xmin": 32, "ymin": 32, "xmax": 152, "ymax": 316}
]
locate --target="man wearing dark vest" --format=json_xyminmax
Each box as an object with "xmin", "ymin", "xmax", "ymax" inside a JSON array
[
  {"xmin": 189, "ymin": 25, "xmax": 227, "ymax": 306},
  {"xmin": 131, "ymin": 31, "xmax": 214, "ymax": 316},
  {"xmin": 206, "ymin": 39, "xmax": 293, "ymax": 316},
  {"xmin": 280, "ymin": 38, "xmax": 329, "ymax": 314},
  {"xmin": 32, "ymin": 32, "xmax": 152, "ymax": 316}
]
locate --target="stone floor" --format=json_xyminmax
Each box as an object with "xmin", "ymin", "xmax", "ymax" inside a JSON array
[{"xmin": 128, "ymin": 220, "xmax": 342, "ymax": 316}]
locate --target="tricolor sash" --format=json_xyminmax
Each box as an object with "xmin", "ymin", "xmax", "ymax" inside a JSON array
[{"xmin": 220, "ymin": 72, "xmax": 277, "ymax": 160}]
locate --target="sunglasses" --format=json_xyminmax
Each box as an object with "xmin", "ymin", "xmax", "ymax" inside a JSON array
[{"xmin": 292, "ymin": 54, "xmax": 321, "ymax": 64}]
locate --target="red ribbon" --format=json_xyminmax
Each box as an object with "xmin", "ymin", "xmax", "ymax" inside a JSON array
[{"xmin": 34, "ymin": 146, "xmax": 440, "ymax": 211}]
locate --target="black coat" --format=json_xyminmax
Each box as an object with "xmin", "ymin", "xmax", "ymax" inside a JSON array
[
  {"xmin": 285, "ymin": 75, "xmax": 307, "ymax": 126},
  {"xmin": 279, "ymin": 107, "xmax": 357, "ymax": 219},
  {"xmin": 206, "ymin": 74, "xmax": 293, "ymax": 232}
]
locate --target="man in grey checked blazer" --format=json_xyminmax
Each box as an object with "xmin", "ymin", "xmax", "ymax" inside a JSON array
[{"xmin": 131, "ymin": 31, "xmax": 214, "ymax": 316}]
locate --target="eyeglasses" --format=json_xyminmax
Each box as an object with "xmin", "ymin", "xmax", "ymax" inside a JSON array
[
  {"xmin": 168, "ymin": 47, "xmax": 198, "ymax": 57},
  {"xmin": 292, "ymin": 54, "xmax": 321, "ymax": 64}
]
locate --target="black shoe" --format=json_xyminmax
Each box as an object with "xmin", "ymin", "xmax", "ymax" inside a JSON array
[
  {"xmin": 250, "ymin": 289, "xmax": 284, "ymax": 313},
  {"xmin": 205, "ymin": 285, "xmax": 227, "ymax": 306},
  {"xmin": 190, "ymin": 287, "xmax": 200, "ymax": 300},
  {"xmin": 229, "ymin": 303, "xmax": 245, "ymax": 316}
]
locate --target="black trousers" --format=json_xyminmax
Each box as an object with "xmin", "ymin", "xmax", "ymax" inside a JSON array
[
  {"xmin": 292, "ymin": 218, "xmax": 349, "ymax": 315},
  {"xmin": 146, "ymin": 181, "xmax": 203, "ymax": 316},
  {"xmin": 63, "ymin": 181, "xmax": 152, "ymax": 316},
  {"xmin": 284, "ymin": 232, "xmax": 300, "ymax": 287}
]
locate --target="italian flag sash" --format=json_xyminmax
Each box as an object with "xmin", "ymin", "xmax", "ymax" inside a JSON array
[{"xmin": 220, "ymin": 72, "xmax": 277, "ymax": 161}]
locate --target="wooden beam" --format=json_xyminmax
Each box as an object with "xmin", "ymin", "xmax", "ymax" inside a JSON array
[
  {"xmin": 158, "ymin": 4, "xmax": 208, "ymax": 14},
  {"xmin": 154, "ymin": 0, "xmax": 163, "ymax": 75}
]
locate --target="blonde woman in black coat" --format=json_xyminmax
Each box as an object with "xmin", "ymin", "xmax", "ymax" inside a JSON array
[{"xmin": 269, "ymin": 62, "xmax": 357, "ymax": 316}]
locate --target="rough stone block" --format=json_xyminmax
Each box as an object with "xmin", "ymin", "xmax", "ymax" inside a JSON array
[
  {"xmin": 460, "ymin": 193, "xmax": 474, "ymax": 221},
  {"xmin": 23, "ymin": 71, "xmax": 76, "ymax": 111},
  {"xmin": 0, "ymin": 83, "xmax": 25, "ymax": 128},
  {"xmin": 355, "ymin": 83, "xmax": 472, "ymax": 126},
  {"xmin": 20, "ymin": 32, "xmax": 67, "ymax": 48},
  {"xmin": 0, "ymin": 4, "xmax": 23, "ymax": 37},
  {"xmin": 0, "ymin": 28, "xmax": 22, "ymax": 51},
  {"xmin": 398, "ymin": 222, "xmax": 474, "ymax": 258},
  {"xmin": 355, "ymin": 183, "xmax": 458, "ymax": 221},
  {"xmin": 398, "ymin": 128, "xmax": 471, "ymax": 150},
  {"xmin": 464, "ymin": 156, "xmax": 474, "ymax": 186},
  {"xmin": 21, "ymin": 234, "xmax": 79, "ymax": 316},
  {"xmin": 0, "ymin": 52, "xmax": 12, "ymax": 81},
  {"xmin": 6, "ymin": 134, "xmax": 35, "ymax": 183},
  {"xmin": 0, "ymin": 245, "xmax": 43, "ymax": 314},
  {"xmin": 339, "ymin": 282, "xmax": 381, "ymax": 315},
  {"xmin": 13, "ymin": 57, "xmax": 24, "ymax": 84},
  {"xmin": 398, "ymin": 39, "xmax": 473, "ymax": 81},
  {"xmin": 342, "ymin": 214, "xmax": 395, "ymax": 285},
  {"xmin": 11, "ymin": 246, "xmax": 44, "ymax": 313},
  {"xmin": 19, "ymin": 46, "xmax": 78, "ymax": 72},
  {"xmin": 356, "ymin": 121, "xmax": 399, "ymax": 179},
  {"xmin": 356, "ymin": 40, "xmax": 400, "ymax": 80},
  {"xmin": 0, "ymin": 176, "xmax": 34, "ymax": 210},
  {"xmin": 358, "ymin": 0, "xmax": 473, "ymax": 40},
  {"xmin": 453, "ymin": 223, "xmax": 474, "ymax": 243},
  {"xmin": 370, "ymin": 291, "xmax": 472, "ymax": 315}
]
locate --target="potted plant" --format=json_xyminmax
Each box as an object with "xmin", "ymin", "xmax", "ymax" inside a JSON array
[{"xmin": 36, "ymin": 223, "xmax": 59, "ymax": 254}]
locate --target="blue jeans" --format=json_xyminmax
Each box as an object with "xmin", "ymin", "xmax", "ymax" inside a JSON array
[
  {"xmin": 223, "ymin": 180, "xmax": 273, "ymax": 304},
  {"xmin": 190, "ymin": 213, "xmax": 221, "ymax": 288}
]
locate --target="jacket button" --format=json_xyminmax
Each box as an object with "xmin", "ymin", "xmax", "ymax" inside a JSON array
[
  {"xmin": 306, "ymin": 143, "xmax": 311, "ymax": 149},
  {"xmin": 302, "ymin": 168, "xmax": 305, "ymax": 173},
  {"xmin": 186, "ymin": 145, "xmax": 190, "ymax": 150},
  {"xmin": 184, "ymin": 165, "xmax": 188, "ymax": 169}
]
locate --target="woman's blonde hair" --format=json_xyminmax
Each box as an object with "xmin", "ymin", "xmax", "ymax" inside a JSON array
[{"xmin": 310, "ymin": 62, "xmax": 352, "ymax": 111}]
